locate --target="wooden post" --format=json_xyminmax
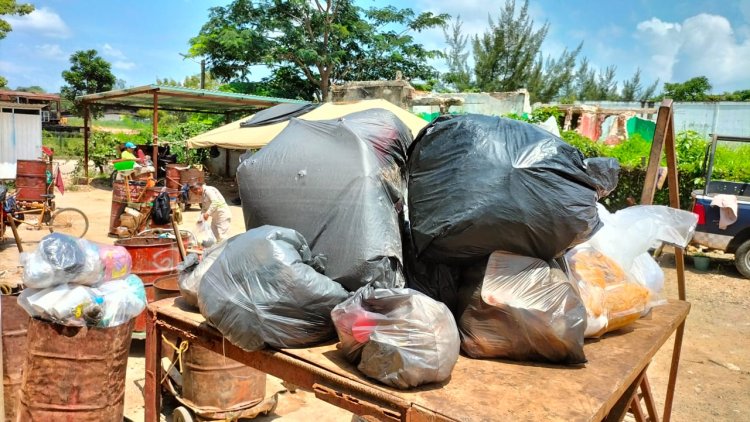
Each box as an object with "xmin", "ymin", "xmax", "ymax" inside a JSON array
[
  {"xmin": 152, "ymin": 91, "xmax": 159, "ymax": 167},
  {"xmin": 171, "ymin": 215, "xmax": 186, "ymax": 261},
  {"xmin": 7, "ymin": 214, "xmax": 23, "ymax": 252},
  {"xmin": 637, "ymin": 100, "xmax": 687, "ymax": 422},
  {"xmin": 83, "ymin": 102, "xmax": 90, "ymax": 180}
]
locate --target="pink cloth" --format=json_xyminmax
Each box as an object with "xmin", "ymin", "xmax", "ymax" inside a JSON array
[{"xmin": 710, "ymin": 194, "xmax": 738, "ymax": 230}]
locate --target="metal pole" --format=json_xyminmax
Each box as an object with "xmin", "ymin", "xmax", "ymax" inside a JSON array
[
  {"xmin": 152, "ymin": 92, "xmax": 159, "ymax": 167},
  {"xmin": 83, "ymin": 103, "xmax": 90, "ymax": 180},
  {"xmin": 200, "ymin": 59, "xmax": 206, "ymax": 89}
]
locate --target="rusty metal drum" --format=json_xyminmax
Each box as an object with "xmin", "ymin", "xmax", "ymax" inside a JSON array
[
  {"xmin": 16, "ymin": 319, "xmax": 134, "ymax": 422},
  {"xmin": 15, "ymin": 160, "xmax": 52, "ymax": 202},
  {"xmin": 114, "ymin": 237, "xmax": 181, "ymax": 332},
  {"xmin": 165, "ymin": 164, "xmax": 181, "ymax": 190},
  {"xmin": 180, "ymin": 343, "xmax": 267, "ymax": 418},
  {"xmin": 2, "ymin": 294, "xmax": 28, "ymax": 422}
]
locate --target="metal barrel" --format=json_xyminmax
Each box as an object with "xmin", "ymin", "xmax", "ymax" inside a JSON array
[
  {"xmin": 114, "ymin": 237, "xmax": 181, "ymax": 332},
  {"xmin": 181, "ymin": 344, "xmax": 266, "ymax": 417},
  {"xmin": 15, "ymin": 160, "xmax": 52, "ymax": 202},
  {"xmin": 153, "ymin": 274, "xmax": 181, "ymax": 302},
  {"xmin": 16, "ymin": 319, "xmax": 134, "ymax": 422},
  {"xmin": 2, "ymin": 294, "xmax": 29, "ymax": 422},
  {"xmin": 165, "ymin": 164, "xmax": 181, "ymax": 190}
]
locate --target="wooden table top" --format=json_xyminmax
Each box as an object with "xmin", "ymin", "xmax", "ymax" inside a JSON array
[{"xmin": 150, "ymin": 297, "xmax": 689, "ymax": 422}]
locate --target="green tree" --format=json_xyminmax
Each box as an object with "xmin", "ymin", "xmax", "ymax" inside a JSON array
[
  {"xmin": 472, "ymin": 0, "xmax": 548, "ymax": 93},
  {"xmin": 620, "ymin": 69, "xmax": 642, "ymax": 102},
  {"xmin": 15, "ymin": 85, "xmax": 45, "ymax": 93},
  {"xmin": 0, "ymin": 76, "xmax": 7, "ymax": 88},
  {"xmin": 0, "ymin": 0, "xmax": 33, "ymax": 40},
  {"xmin": 663, "ymin": 76, "xmax": 712, "ymax": 101},
  {"xmin": 188, "ymin": 0, "xmax": 447, "ymax": 101},
  {"xmin": 442, "ymin": 16, "xmax": 472, "ymax": 91},
  {"xmin": 526, "ymin": 43, "xmax": 581, "ymax": 103},
  {"xmin": 60, "ymin": 50, "xmax": 117, "ymax": 117}
]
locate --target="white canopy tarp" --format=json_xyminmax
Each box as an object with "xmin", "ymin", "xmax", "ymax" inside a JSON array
[{"xmin": 187, "ymin": 99, "xmax": 428, "ymax": 149}]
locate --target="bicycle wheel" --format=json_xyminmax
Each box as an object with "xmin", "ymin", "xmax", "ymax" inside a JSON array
[{"xmin": 50, "ymin": 208, "xmax": 89, "ymax": 238}]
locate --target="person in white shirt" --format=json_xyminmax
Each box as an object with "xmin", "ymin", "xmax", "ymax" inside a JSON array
[{"xmin": 193, "ymin": 182, "xmax": 231, "ymax": 242}]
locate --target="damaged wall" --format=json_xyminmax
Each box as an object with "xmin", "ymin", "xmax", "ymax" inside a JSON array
[
  {"xmin": 411, "ymin": 90, "xmax": 531, "ymax": 116},
  {"xmin": 330, "ymin": 79, "xmax": 415, "ymax": 109}
]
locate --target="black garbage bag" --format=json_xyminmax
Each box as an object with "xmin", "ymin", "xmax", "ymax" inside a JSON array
[
  {"xmin": 402, "ymin": 221, "xmax": 462, "ymax": 314},
  {"xmin": 457, "ymin": 251, "xmax": 587, "ymax": 364},
  {"xmin": 197, "ymin": 225, "xmax": 349, "ymax": 351},
  {"xmin": 407, "ymin": 114, "xmax": 620, "ymax": 262},
  {"xmin": 237, "ymin": 108, "xmax": 412, "ymax": 291},
  {"xmin": 332, "ymin": 286, "xmax": 460, "ymax": 389}
]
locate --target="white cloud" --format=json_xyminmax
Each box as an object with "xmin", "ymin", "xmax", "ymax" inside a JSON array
[
  {"xmin": 635, "ymin": 14, "xmax": 750, "ymax": 92},
  {"xmin": 35, "ymin": 44, "xmax": 67, "ymax": 61},
  {"xmin": 102, "ymin": 43, "xmax": 127, "ymax": 60},
  {"xmin": 4, "ymin": 7, "xmax": 70, "ymax": 38},
  {"xmin": 0, "ymin": 61, "xmax": 33, "ymax": 74},
  {"xmin": 113, "ymin": 61, "xmax": 136, "ymax": 70}
]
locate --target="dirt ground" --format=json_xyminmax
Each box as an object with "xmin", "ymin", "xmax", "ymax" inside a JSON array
[{"xmin": 1, "ymin": 185, "xmax": 748, "ymax": 421}]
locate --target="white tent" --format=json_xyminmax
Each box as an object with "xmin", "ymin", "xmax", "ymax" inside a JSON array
[{"xmin": 187, "ymin": 99, "xmax": 428, "ymax": 149}]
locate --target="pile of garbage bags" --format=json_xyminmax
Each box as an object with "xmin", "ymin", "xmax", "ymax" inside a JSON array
[
  {"xmin": 237, "ymin": 109, "xmax": 411, "ymax": 291},
  {"xmin": 332, "ymin": 286, "xmax": 460, "ymax": 389},
  {"xmin": 197, "ymin": 226, "xmax": 349, "ymax": 351},
  {"xmin": 19, "ymin": 233, "xmax": 146, "ymax": 327}
]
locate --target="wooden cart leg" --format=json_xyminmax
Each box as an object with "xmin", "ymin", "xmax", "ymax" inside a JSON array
[
  {"xmin": 640, "ymin": 375, "xmax": 659, "ymax": 422},
  {"xmin": 662, "ymin": 322, "xmax": 686, "ymax": 422},
  {"xmin": 6, "ymin": 215, "xmax": 23, "ymax": 252},
  {"xmin": 145, "ymin": 306, "xmax": 162, "ymax": 422},
  {"xmin": 629, "ymin": 396, "xmax": 647, "ymax": 422},
  {"xmin": 604, "ymin": 366, "xmax": 649, "ymax": 422}
]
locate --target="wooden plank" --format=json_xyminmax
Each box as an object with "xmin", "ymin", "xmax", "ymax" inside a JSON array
[
  {"xmin": 640, "ymin": 99, "xmax": 673, "ymax": 205},
  {"xmin": 149, "ymin": 297, "xmax": 689, "ymax": 422}
]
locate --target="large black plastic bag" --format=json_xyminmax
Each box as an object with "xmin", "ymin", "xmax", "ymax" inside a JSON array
[
  {"xmin": 237, "ymin": 108, "xmax": 412, "ymax": 291},
  {"xmin": 457, "ymin": 251, "xmax": 587, "ymax": 364},
  {"xmin": 197, "ymin": 225, "xmax": 349, "ymax": 351},
  {"xmin": 407, "ymin": 114, "xmax": 620, "ymax": 262},
  {"xmin": 332, "ymin": 286, "xmax": 460, "ymax": 389}
]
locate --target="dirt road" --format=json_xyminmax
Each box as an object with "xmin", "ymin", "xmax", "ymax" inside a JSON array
[{"xmin": 1, "ymin": 187, "xmax": 748, "ymax": 421}]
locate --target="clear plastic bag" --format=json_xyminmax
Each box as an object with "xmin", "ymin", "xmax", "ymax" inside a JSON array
[
  {"xmin": 178, "ymin": 240, "xmax": 232, "ymax": 308},
  {"xmin": 18, "ymin": 284, "xmax": 102, "ymax": 327},
  {"xmin": 457, "ymin": 251, "xmax": 587, "ymax": 364},
  {"xmin": 194, "ymin": 219, "xmax": 216, "ymax": 248},
  {"xmin": 93, "ymin": 274, "xmax": 147, "ymax": 327},
  {"xmin": 566, "ymin": 247, "xmax": 650, "ymax": 337},
  {"xmin": 198, "ymin": 226, "xmax": 349, "ymax": 351},
  {"xmin": 331, "ymin": 286, "xmax": 460, "ymax": 389},
  {"xmin": 21, "ymin": 233, "xmax": 132, "ymax": 288}
]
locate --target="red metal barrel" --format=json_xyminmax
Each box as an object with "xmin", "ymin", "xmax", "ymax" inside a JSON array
[
  {"xmin": 16, "ymin": 319, "xmax": 134, "ymax": 422},
  {"xmin": 15, "ymin": 160, "xmax": 52, "ymax": 202},
  {"xmin": 165, "ymin": 164, "xmax": 181, "ymax": 190},
  {"xmin": 2, "ymin": 294, "xmax": 29, "ymax": 422},
  {"xmin": 179, "ymin": 168, "xmax": 205, "ymax": 205},
  {"xmin": 114, "ymin": 237, "xmax": 182, "ymax": 332},
  {"xmin": 181, "ymin": 344, "xmax": 266, "ymax": 418}
]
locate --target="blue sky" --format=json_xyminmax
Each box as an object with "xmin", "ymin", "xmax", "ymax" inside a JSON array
[{"xmin": 2, "ymin": 0, "xmax": 750, "ymax": 94}]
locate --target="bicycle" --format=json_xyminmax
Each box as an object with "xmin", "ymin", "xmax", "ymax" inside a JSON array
[{"xmin": 1, "ymin": 188, "xmax": 89, "ymax": 239}]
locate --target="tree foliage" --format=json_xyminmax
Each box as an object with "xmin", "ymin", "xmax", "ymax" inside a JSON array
[
  {"xmin": 662, "ymin": 76, "xmax": 712, "ymax": 101},
  {"xmin": 442, "ymin": 16, "xmax": 472, "ymax": 92},
  {"xmin": 14, "ymin": 85, "xmax": 45, "ymax": 93},
  {"xmin": 189, "ymin": 0, "xmax": 447, "ymax": 101},
  {"xmin": 0, "ymin": 0, "xmax": 33, "ymax": 40},
  {"xmin": 60, "ymin": 50, "xmax": 117, "ymax": 118},
  {"xmin": 473, "ymin": 0, "xmax": 548, "ymax": 93},
  {"xmin": 0, "ymin": 76, "xmax": 7, "ymax": 89},
  {"xmin": 527, "ymin": 43, "xmax": 581, "ymax": 103}
]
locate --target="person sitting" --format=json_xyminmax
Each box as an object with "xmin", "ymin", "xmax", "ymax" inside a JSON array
[{"xmin": 121, "ymin": 142, "xmax": 137, "ymax": 160}]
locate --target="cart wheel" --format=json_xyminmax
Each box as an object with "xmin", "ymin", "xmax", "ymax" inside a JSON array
[
  {"xmin": 735, "ymin": 239, "xmax": 750, "ymax": 279},
  {"xmin": 172, "ymin": 406, "xmax": 194, "ymax": 422},
  {"xmin": 50, "ymin": 208, "xmax": 89, "ymax": 238}
]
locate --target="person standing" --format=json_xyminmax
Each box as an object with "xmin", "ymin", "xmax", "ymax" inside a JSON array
[{"xmin": 194, "ymin": 182, "xmax": 231, "ymax": 242}]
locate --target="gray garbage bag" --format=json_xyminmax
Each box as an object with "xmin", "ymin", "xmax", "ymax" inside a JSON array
[
  {"xmin": 407, "ymin": 114, "xmax": 620, "ymax": 262},
  {"xmin": 177, "ymin": 239, "xmax": 233, "ymax": 308},
  {"xmin": 198, "ymin": 225, "xmax": 349, "ymax": 351},
  {"xmin": 237, "ymin": 108, "xmax": 411, "ymax": 291},
  {"xmin": 457, "ymin": 251, "xmax": 587, "ymax": 364},
  {"xmin": 331, "ymin": 286, "xmax": 460, "ymax": 389}
]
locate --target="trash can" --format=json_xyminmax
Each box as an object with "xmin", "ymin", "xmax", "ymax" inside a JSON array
[{"xmin": 15, "ymin": 319, "xmax": 134, "ymax": 422}]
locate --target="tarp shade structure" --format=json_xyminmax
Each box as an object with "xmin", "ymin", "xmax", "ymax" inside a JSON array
[
  {"xmin": 187, "ymin": 99, "xmax": 429, "ymax": 149},
  {"xmin": 241, "ymin": 103, "xmax": 320, "ymax": 127},
  {"xmin": 75, "ymin": 85, "xmax": 309, "ymax": 179}
]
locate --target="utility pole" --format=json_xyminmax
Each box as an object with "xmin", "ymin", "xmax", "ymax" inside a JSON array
[{"xmin": 200, "ymin": 59, "xmax": 206, "ymax": 89}]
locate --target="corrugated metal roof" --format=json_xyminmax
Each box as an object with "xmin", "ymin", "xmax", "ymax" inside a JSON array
[
  {"xmin": 76, "ymin": 84, "xmax": 309, "ymax": 113},
  {"xmin": 0, "ymin": 101, "xmax": 46, "ymax": 110},
  {"xmin": 0, "ymin": 90, "xmax": 60, "ymax": 102}
]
